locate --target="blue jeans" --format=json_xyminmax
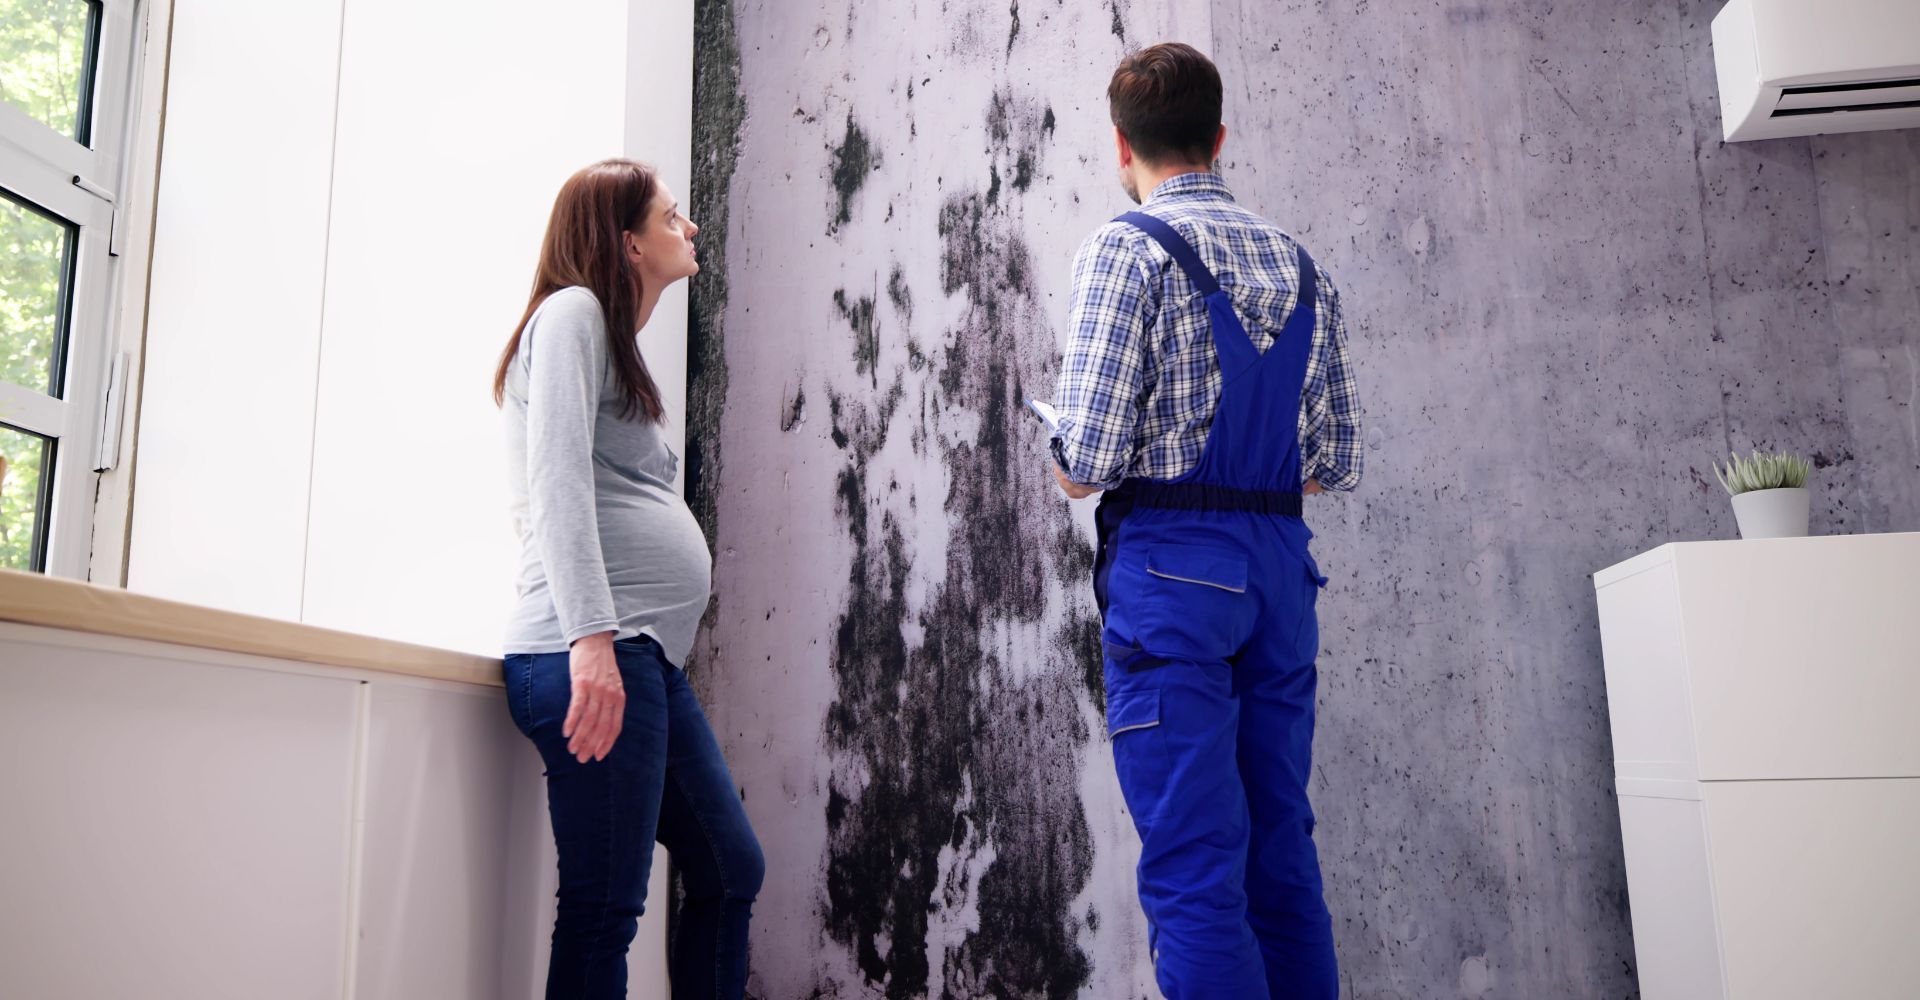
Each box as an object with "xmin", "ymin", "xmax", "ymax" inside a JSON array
[{"xmin": 503, "ymin": 635, "xmax": 763, "ymax": 1000}]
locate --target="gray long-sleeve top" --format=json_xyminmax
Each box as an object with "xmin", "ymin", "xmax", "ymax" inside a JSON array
[{"xmin": 501, "ymin": 286, "xmax": 711, "ymax": 666}]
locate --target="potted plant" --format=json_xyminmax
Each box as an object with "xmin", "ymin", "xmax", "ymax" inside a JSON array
[{"xmin": 1712, "ymin": 449, "xmax": 1812, "ymax": 539}]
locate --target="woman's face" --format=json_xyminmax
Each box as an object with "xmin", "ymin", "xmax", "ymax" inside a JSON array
[{"xmin": 629, "ymin": 183, "xmax": 700, "ymax": 290}]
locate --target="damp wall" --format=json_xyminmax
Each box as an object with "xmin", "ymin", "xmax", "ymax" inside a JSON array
[{"xmin": 685, "ymin": 1, "xmax": 1920, "ymax": 997}]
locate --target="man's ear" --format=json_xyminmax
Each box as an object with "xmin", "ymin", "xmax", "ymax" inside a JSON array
[
  {"xmin": 1114, "ymin": 125, "xmax": 1133, "ymax": 169},
  {"xmin": 1212, "ymin": 124, "xmax": 1227, "ymax": 164}
]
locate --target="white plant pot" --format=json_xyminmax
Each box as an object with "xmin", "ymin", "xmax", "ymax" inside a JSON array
[{"xmin": 1729, "ymin": 487, "xmax": 1810, "ymax": 540}]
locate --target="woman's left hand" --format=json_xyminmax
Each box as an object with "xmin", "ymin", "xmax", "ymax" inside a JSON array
[{"xmin": 563, "ymin": 631, "xmax": 624, "ymax": 763}]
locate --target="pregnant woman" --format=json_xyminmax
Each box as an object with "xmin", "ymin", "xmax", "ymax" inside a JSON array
[{"xmin": 494, "ymin": 158, "xmax": 762, "ymax": 1000}]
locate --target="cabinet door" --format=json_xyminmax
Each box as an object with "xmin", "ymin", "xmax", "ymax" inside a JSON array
[
  {"xmin": 0, "ymin": 634, "xmax": 360, "ymax": 1000},
  {"xmin": 1705, "ymin": 778, "xmax": 1920, "ymax": 1000},
  {"xmin": 1618, "ymin": 794, "xmax": 1727, "ymax": 1000},
  {"xmin": 1675, "ymin": 536, "xmax": 1920, "ymax": 780}
]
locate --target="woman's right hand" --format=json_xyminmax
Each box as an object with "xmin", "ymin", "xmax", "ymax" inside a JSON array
[{"xmin": 563, "ymin": 631, "xmax": 624, "ymax": 763}]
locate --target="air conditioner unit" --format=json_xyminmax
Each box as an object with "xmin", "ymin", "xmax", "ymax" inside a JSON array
[{"xmin": 1713, "ymin": 0, "xmax": 1920, "ymax": 142}]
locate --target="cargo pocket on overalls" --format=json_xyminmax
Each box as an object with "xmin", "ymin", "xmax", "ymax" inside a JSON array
[
  {"xmin": 1106, "ymin": 687, "xmax": 1173, "ymax": 825},
  {"xmin": 1291, "ymin": 549, "xmax": 1329, "ymax": 664}
]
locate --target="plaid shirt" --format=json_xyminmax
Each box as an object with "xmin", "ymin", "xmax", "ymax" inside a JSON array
[{"xmin": 1051, "ymin": 172, "xmax": 1363, "ymax": 492}]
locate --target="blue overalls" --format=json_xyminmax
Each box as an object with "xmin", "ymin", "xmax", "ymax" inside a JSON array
[{"xmin": 1095, "ymin": 211, "xmax": 1338, "ymax": 999}]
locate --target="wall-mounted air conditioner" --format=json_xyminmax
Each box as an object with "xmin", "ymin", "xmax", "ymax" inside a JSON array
[{"xmin": 1713, "ymin": 0, "xmax": 1920, "ymax": 142}]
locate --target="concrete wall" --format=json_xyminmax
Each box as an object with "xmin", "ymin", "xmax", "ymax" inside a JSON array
[
  {"xmin": 1212, "ymin": 1, "xmax": 1918, "ymax": 996},
  {"xmin": 689, "ymin": 0, "xmax": 1919, "ymax": 996}
]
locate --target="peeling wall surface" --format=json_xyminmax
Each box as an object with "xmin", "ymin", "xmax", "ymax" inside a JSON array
[{"xmin": 688, "ymin": 1, "xmax": 1920, "ymax": 998}]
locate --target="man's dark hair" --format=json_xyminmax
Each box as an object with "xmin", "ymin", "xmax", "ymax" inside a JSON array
[{"xmin": 1107, "ymin": 42, "xmax": 1223, "ymax": 166}]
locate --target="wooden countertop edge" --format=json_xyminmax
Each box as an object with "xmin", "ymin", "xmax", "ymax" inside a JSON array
[{"xmin": 0, "ymin": 569, "xmax": 501, "ymax": 687}]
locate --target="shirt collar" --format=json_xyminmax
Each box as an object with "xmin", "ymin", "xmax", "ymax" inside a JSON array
[{"xmin": 1143, "ymin": 171, "xmax": 1235, "ymax": 205}]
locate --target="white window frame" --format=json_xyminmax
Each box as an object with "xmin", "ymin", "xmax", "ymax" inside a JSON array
[{"xmin": 0, "ymin": 0, "xmax": 145, "ymax": 579}]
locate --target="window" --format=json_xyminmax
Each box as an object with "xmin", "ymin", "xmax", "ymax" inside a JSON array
[
  {"xmin": 0, "ymin": 1, "xmax": 102, "ymax": 143},
  {"xmin": 0, "ymin": 0, "xmax": 139, "ymax": 576}
]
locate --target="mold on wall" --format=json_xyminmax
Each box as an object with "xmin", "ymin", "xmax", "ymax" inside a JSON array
[{"xmin": 689, "ymin": 2, "xmax": 1204, "ymax": 996}]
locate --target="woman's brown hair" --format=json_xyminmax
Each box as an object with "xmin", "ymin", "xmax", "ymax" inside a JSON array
[{"xmin": 493, "ymin": 158, "xmax": 666, "ymax": 423}]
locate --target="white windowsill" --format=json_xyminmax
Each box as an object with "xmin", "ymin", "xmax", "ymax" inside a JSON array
[{"xmin": 0, "ymin": 568, "xmax": 498, "ymax": 686}]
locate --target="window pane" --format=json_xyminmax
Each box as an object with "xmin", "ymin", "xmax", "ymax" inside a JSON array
[
  {"xmin": 0, "ymin": 423, "xmax": 52, "ymax": 572},
  {"xmin": 0, "ymin": 0, "xmax": 102, "ymax": 142},
  {"xmin": 0, "ymin": 189, "xmax": 74, "ymax": 397}
]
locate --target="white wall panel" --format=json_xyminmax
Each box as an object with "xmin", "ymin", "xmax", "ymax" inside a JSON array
[
  {"xmin": 628, "ymin": 0, "xmax": 695, "ymax": 484},
  {"xmin": 0, "ymin": 629, "xmax": 362, "ymax": 999},
  {"xmin": 298, "ymin": 0, "xmax": 630, "ymax": 654},
  {"xmin": 354, "ymin": 680, "xmax": 521, "ymax": 1000},
  {"xmin": 127, "ymin": 0, "xmax": 345, "ymax": 618}
]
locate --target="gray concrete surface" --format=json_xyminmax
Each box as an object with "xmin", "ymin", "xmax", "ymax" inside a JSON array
[{"xmin": 686, "ymin": 1, "xmax": 1919, "ymax": 996}]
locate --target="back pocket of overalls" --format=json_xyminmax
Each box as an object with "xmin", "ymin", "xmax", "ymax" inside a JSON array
[
  {"xmin": 1145, "ymin": 543, "xmax": 1249, "ymax": 593},
  {"xmin": 1127, "ymin": 543, "xmax": 1252, "ymax": 661}
]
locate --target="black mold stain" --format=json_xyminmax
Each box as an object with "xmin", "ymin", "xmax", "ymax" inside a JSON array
[
  {"xmin": 822, "ymin": 87, "xmax": 1094, "ymax": 999},
  {"xmin": 685, "ymin": 0, "xmax": 744, "ymax": 608},
  {"xmin": 834, "ymin": 287, "xmax": 881, "ymax": 385},
  {"xmin": 1054, "ymin": 526, "xmax": 1101, "ymax": 711},
  {"xmin": 680, "ymin": 2, "xmax": 742, "ymax": 958},
  {"xmin": 939, "ymin": 191, "xmax": 1034, "ymax": 306},
  {"xmin": 829, "ymin": 394, "xmax": 850, "ymax": 450},
  {"xmin": 782, "ymin": 384, "xmax": 806, "ymax": 433},
  {"xmin": 887, "ymin": 264, "xmax": 913, "ymax": 320},
  {"xmin": 938, "ymin": 195, "xmax": 986, "ymax": 298},
  {"xmin": 1012, "ymin": 152, "xmax": 1035, "ymax": 192},
  {"xmin": 986, "ymin": 90, "xmax": 1013, "ymax": 145},
  {"xmin": 1108, "ymin": 0, "xmax": 1126, "ymax": 42},
  {"xmin": 938, "ymin": 325, "xmax": 968, "ymax": 398},
  {"xmin": 829, "ymin": 112, "xmax": 877, "ymax": 232},
  {"xmin": 1006, "ymin": 0, "xmax": 1020, "ymax": 54},
  {"xmin": 981, "ymin": 89, "xmax": 1049, "ymax": 210}
]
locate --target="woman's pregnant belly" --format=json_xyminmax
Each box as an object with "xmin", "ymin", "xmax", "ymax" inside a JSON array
[{"xmin": 598, "ymin": 492, "xmax": 713, "ymax": 613}]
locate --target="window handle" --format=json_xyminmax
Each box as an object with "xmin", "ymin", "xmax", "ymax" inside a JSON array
[
  {"xmin": 71, "ymin": 174, "xmax": 115, "ymax": 202},
  {"xmin": 70, "ymin": 175, "xmax": 123, "ymax": 257}
]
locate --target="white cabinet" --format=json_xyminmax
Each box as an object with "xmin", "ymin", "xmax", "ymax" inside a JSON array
[
  {"xmin": 0, "ymin": 636, "xmax": 363, "ymax": 1000},
  {"xmin": 0, "ymin": 607, "xmax": 667, "ymax": 999},
  {"xmin": 1594, "ymin": 533, "xmax": 1920, "ymax": 1000}
]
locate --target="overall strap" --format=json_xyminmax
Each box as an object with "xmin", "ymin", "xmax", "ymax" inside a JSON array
[
  {"xmin": 1107, "ymin": 211, "xmax": 1325, "ymax": 504},
  {"xmin": 1283, "ymin": 247, "xmax": 1319, "ymax": 346},
  {"xmin": 1115, "ymin": 211, "xmax": 1219, "ymax": 293},
  {"xmin": 1114, "ymin": 211, "xmax": 1257, "ymax": 374}
]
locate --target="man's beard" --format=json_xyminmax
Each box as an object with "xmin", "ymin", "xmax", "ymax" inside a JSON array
[{"xmin": 1121, "ymin": 169, "xmax": 1140, "ymax": 204}]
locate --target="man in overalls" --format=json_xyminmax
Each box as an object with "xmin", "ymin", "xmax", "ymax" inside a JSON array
[{"xmin": 1049, "ymin": 42, "xmax": 1364, "ymax": 999}]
